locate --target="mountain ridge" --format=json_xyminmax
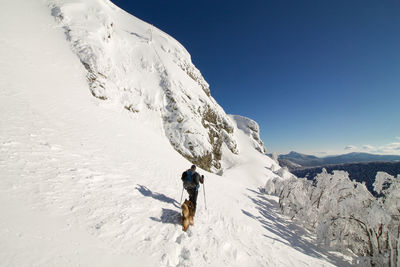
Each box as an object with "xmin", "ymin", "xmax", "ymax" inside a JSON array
[
  {"xmin": 274, "ymin": 151, "xmax": 400, "ymax": 169},
  {"xmin": 48, "ymin": 0, "xmax": 268, "ymax": 172}
]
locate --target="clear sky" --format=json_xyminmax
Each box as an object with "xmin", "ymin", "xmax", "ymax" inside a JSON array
[{"xmin": 112, "ymin": 0, "xmax": 400, "ymax": 155}]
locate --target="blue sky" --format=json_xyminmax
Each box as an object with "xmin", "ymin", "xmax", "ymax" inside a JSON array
[{"xmin": 112, "ymin": 0, "xmax": 400, "ymax": 155}]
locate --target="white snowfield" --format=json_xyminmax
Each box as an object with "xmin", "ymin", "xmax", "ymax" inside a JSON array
[{"xmin": 0, "ymin": 0, "xmax": 351, "ymax": 266}]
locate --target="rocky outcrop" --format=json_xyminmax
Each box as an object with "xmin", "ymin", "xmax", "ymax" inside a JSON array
[{"xmin": 230, "ymin": 115, "xmax": 266, "ymax": 154}]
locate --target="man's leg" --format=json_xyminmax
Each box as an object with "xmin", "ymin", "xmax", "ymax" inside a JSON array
[{"xmin": 188, "ymin": 189, "xmax": 198, "ymax": 214}]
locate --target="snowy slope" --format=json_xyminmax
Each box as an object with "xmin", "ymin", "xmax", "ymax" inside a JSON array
[
  {"xmin": 0, "ymin": 0, "xmax": 351, "ymax": 266},
  {"xmin": 47, "ymin": 0, "xmax": 240, "ymax": 172}
]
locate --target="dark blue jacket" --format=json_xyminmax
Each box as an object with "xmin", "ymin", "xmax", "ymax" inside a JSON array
[{"xmin": 182, "ymin": 169, "xmax": 200, "ymax": 191}]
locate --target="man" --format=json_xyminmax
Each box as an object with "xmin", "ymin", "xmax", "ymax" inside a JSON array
[{"xmin": 181, "ymin": 165, "xmax": 204, "ymax": 214}]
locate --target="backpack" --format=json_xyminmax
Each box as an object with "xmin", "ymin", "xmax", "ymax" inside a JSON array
[
  {"xmin": 181, "ymin": 170, "xmax": 196, "ymax": 190},
  {"xmin": 181, "ymin": 171, "xmax": 187, "ymax": 182}
]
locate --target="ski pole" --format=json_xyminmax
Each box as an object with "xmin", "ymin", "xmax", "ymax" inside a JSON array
[
  {"xmin": 203, "ymin": 179, "xmax": 207, "ymax": 210},
  {"xmin": 179, "ymin": 185, "xmax": 184, "ymax": 205}
]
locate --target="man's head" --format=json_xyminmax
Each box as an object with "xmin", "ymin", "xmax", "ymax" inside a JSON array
[{"xmin": 190, "ymin": 165, "xmax": 196, "ymax": 171}]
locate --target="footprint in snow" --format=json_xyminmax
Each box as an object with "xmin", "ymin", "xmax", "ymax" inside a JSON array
[
  {"xmin": 175, "ymin": 234, "xmax": 184, "ymax": 244},
  {"xmin": 176, "ymin": 247, "xmax": 191, "ymax": 267},
  {"xmin": 180, "ymin": 247, "xmax": 190, "ymax": 260}
]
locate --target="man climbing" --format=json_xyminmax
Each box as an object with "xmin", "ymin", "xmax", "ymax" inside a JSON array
[{"xmin": 181, "ymin": 164, "xmax": 204, "ymax": 214}]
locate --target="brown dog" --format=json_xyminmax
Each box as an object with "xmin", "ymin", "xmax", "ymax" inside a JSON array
[{"xmin": 181, "ymin": 199, "xmax": 195, "ymax": 231}]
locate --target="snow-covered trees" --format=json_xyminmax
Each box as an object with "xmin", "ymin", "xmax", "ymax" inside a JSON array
[{"xmin": 265, "ymin": 170, "xmax": 400, "ymax": 266}]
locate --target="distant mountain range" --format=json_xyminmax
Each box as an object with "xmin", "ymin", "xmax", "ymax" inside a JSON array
[
  {"xmin": 269, "ymin": 151, "xmax": 400, "ymax": 194},
  {"xmin": 291, "ymin": 161, "xmax": 400, "ymax": 194},
  {"xmin": 273, "ymin": 151, "xmax": 400, "ymax": 170}
]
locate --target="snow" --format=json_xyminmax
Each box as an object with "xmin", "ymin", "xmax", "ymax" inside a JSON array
[
  {"xmin": 265, "ymin": 170, "xmax": 400, "ymax": 266},
  {"xmin": 46, "ymin": 0, "xmax": 239, "ymax": 172},
  {"xmin": 230, "ymin": 115, "xmax": 266, "ymax": 154},
  {"xmin": 0, "ymin": 0, "xmax": 352, "ymax": 266}
]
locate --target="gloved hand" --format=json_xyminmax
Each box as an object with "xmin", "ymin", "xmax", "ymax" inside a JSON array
[{"xmin": 200, "ymin": 175, "xmax": 204, "ymax": 184}]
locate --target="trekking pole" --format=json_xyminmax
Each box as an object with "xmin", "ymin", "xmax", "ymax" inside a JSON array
[
  {"xmin": 179, "ymin": 185, "xmax": 184, "ymax": 206},
  {"xmin": 203, "ymin": 179, "xmax": 207, "ymax": 210}
]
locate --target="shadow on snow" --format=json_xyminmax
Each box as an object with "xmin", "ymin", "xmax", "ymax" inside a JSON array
[
  {"xmin": 136, "ymin": 184, "xmax": 181, "ymax": 225},
  {"xmin": 136, "ymin": 184, "xmax": 180, "ymax": 208},
  {"xmin": 242, "ymin": 188, "xmax": 352, "ymax": 267},
  {"xmin": 150, "ymin": 208, "xmax": 181, "ymax": 225}
]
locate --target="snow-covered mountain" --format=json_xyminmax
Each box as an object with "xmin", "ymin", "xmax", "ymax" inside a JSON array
[
  {"xmin": 0, "ymin": 0, "xmax": 353, "ymax": 266},
  {"xmin": 276, "ymin": 151, "xmax": 400, "ymax": 170},
  {"xmin": 47, "ymin": 0, "xmax": 247, "ymax": 172}
]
